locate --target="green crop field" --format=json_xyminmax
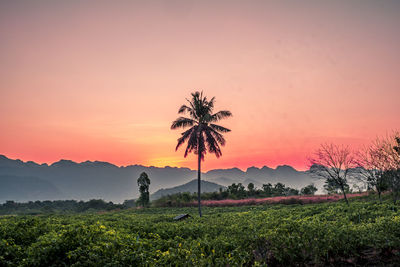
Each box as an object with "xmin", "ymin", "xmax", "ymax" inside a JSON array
[{"xmin": 1, "ymin": 196, "xmax": 400, "ymax": 266}]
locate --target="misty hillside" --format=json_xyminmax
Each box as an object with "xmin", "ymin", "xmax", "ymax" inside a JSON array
[
  {"xmin": 0, "ymin": 175, "xmax": 63, "ymax": 202},
  {"xmin": 0, "ymin": 155, "xmax": 320, "ymax": 203},
  {"xmin": 151, "ymin": 179, "xmax": 225, "ymax": 200}
]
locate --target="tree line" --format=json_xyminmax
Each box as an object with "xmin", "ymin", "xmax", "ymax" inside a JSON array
[
  {"xmin": 0, "ymin": 199, "xmax": 126, "ymax": 215},
  {"xmin": 152, "ymin": 182, "xmax": 318, "ymax": 207}
]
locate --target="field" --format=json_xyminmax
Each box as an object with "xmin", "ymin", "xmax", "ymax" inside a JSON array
[{"xmin": 1, "ymin": 195, "xmax": 400, "ymax": 266}]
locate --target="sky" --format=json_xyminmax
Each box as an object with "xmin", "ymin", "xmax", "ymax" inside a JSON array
[{"xmin": 1, "ymin": 0, "xmax": 399, "ymax": 171}]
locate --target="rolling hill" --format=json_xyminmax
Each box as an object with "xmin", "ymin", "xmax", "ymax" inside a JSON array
[{"xmin": 151, "ymin": 179, "xmax": 225, "ymax": 200}]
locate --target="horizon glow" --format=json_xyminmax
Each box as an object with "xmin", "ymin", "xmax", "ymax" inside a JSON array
[{"xmin": 1, "ymin": 0, "xmax": 400, "ymax": 171}]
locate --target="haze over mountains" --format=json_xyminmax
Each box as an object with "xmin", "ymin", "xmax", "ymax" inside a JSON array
[
  {"xmin": 151, "ymin": 180, "xmax": 226, "ymax": 200},
  {"xmin": 0, "ymin": 155, "xmax": 321, "ymax": 203}
]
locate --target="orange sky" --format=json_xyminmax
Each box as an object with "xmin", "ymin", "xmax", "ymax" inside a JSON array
[{"xmin": 1, "ymin": 0, "xmax": 399, "ymax": 171}]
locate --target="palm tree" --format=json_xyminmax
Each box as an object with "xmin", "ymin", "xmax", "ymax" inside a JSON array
[{"xmin": 171, "ymin": 91, "xmax": 232, "ymax": 217}]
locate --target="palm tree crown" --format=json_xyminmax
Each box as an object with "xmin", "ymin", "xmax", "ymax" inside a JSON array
[{"xmin": 171, "ymin": 91, "xmax": 232, "ymax": 159}]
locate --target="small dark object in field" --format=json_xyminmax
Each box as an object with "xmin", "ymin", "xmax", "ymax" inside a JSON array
[{"xmin": 174, "ymin": 214, "xmax": 190, "ymax": 221}]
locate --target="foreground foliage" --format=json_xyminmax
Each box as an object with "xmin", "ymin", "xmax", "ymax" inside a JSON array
[{"xmin": 1, "ymin": 196, "xmax": 400, "ymax": 266}]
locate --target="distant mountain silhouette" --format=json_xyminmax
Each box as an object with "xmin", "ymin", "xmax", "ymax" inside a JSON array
[
  {"xmin": 0, "ymin": 155, "xmax": 197, "ymax": 203},
  {"xmin": 0, "ymin": 175, "xmax": 63, "ymax": 202},
  {"xmin": 205, "ymin": 167, "xmax": 246, "ymax": 179},
  {"xmin": 0, "ymin": 155, "xmax": 321, "ymax": 203},
  {"xmin": 151, "ymin": 179, "xmax": 225, "ymax": 200}
]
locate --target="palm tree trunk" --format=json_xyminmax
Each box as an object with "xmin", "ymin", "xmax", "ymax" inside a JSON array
[{"xmin": 197, "ymin": 151, "xmax": 202, "ymax": 217}]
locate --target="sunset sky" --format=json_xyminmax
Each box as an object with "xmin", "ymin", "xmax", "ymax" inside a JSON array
[{"xmin": 1, "ymin": 0, "xmax": 399, "ymax": 171}]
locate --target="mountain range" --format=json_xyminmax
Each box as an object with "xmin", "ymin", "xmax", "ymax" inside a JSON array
[{"xmin": 0, "ymin": 155, "xmax": 322, "ymax": 203}]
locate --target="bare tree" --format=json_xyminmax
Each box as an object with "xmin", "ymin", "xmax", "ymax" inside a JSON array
[
  {"xmin": 394, "ymin": 135, "xmax": 400, "ymax": 203},
  {"xmin": 309, "ymin": 143, "xmax": 356, "ymax": 205},
  {"xmin": 356, "ymin": 142, "xmax": 389, "ymax": 202},
  {"xmin": 378, "ymin": 132, "xmax": 400, "ymax": 204}
]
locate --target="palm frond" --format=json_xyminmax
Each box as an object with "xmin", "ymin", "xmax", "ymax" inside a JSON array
[
  {"xmin": 170, "ymin": 117, "xmax": 196, "ymax": 129},
  {"xmin": 207, "ymin": 97, "xmax": 215, "ymax": 112},
  {"xmin": 178, "ymin": 105, "xmax": 193, "ymax": 114},
  {"xmin": 209, "ymin": 128, "xmax": 226, "ymax": 146},
  {"xmin": 175, "ymin": 127, "xmax": 195, "ymax": 151},
  {"xmin": 184, "ymin": 127, "xmax": 198, "ymax": 158},
  {"xmin": 209, "ymin": 124, "xmax": 231, "ymax": 133},
  {"xmin": 186, "ymin": 98, "xmax": 199, "ymax": 120},
  {"xmin": 204, "ymin": 130, "xmax": 222, "ymax": 158},
  {"xmin": 210, "ymin": 110, "xmax": 232, "ymax": 122}
]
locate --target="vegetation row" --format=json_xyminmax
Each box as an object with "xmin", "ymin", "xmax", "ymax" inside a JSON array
[{"xmin": 1, "ymin": 194, "xmax": 400, "ymax": 266}]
